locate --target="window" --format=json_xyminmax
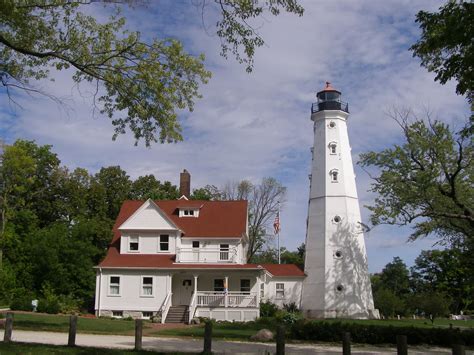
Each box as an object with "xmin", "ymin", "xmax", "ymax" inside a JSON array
[
  {"xmin": 109, "ymin": 276, "xmax": 120, "ymax": 296},
  {"xmin": 336, "ymin": 284, "xmax": 344, "ymax": 292},
  {"xmin": 142, "ymin": 277, "xmax": 153, "ymax": 296},
  {"xmin": 334, "ymin": 250, "xmax": 343, "ymax": 259},
  {"xmin": 240, "ymin": 279, "xmax": 251, "ymax": 294},
  {"xmin": 159, "ymin": 235, "xmax": 169, "ymax": 251},
  {"xmin": 260, "ymin": 283, "xmax": 265, "ymax": 298},
  {"xmin": 329, "ymin": 142, "xmax": 337, "ymax": 154},
  {"xmin": 220, "ymin": 244, "xmax": 230, "ymax": 261},
  {"xmin": 192, "ymin": 241, "xmax": 200, "ymax": 249},
  {"xmin": 333, "ymin": 215, "xmax": 342, "ymax": 224},
  {"xmin": 112, "ymin": 311, "xmax": 123, "ymax": 318},
  {"xmin": 214, "ymin": 279, "xmax": 224, "ymax": 292},
  {"xmin": 330, "ymin": 170, "xmax": 339, "ymax": 182},
  {"xmin": 129, "ymin": 235, "xmax": 139, "ymax": 252},
  {"xmin": 276, "ymin": 283, "xmax": 285, "ymax": 298},
  {"xmin": 142, "ymin": 311, "xmax": 153, "ymax": 319},
  {"xmin": 181, "ymin": 209, "xmax": 197, "ymax": 217},
  {"xmin": 329, "ymin": 121, "xmax": 336, "ymax": 128}
]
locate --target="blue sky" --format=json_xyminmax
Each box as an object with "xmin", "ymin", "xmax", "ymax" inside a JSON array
[{"xmin": 0, "ymin": 0, "xmax": 470, "ymax": 272}]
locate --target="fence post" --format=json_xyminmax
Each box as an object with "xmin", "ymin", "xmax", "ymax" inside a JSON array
[
  {"xmin": 134, "ymin": 319, "xmax": 143, "ymax": 351},
  {"xmin": 342, "ymin": 332, "xmax": 351, "ymax": 355},
  {"xmin": 452, "ymin": 344, "xmax": 466, "ymax": 355},
  {"xmin": 203, "ymin": 320, "xmax": 212, "ymax": 354},
  {"xmin": 3, "ymin": 312, "xmax": 13, "ymax": 343},
  {"xmin": 396, "ymin": 335, "xmax": 408, "ymax": 355},
  {"xmin": 276, "ymin": 324, "xmax": 285, "ymax": 355},
  {"xmin": 68, "ymin": 315, "xmax": 78, "ymax": 347}
]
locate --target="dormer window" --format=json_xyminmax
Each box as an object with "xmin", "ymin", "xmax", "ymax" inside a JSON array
[
  {"xmin": 129, "ymin": 235, "xmax": 139, "ymax": 252},
  {"xmin": 179, "ymin": 208, "xmax": 199, "ymax": 217}
]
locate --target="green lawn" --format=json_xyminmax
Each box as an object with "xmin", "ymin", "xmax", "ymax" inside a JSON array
[
  {"xmin": 4, "ymin": 313, "xmax": 140, "ymax": 335},
  {"xmin": 3, "ymin": 311, "xmax": 474, "ymax": 342},
  {"xmin": 0, "ymin": 342, "xmax": 192, "ymax": 354}
]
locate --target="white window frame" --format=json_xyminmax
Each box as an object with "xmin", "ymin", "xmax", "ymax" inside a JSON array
[
  {"xmin": 330, "ymin": 169, "xmax": 339, "ymax": 183},
  {"xmin": 128, "ymin": 235, "xmax": 139, "ymax": 252},
  {"xmin": 142, "ymin": 311, "xmax": 154, "ymax": 319},
  {"xmin": 329, "ymin": 142, "xmax": 337, "ymax": 155},
  {"xmin": 276, "ymin": 283, "xmax": 285, "ymax": 299},
  {"xmin": 140, "ymin": 276, "xmax": 154, "ymax": 297},
  {"xmin": 220, "ymin": 244, "xmax": 230, "ymax": 261},
  {"xmin": 159, "ymin": 234, "xmax": 169, "ymax": 252},
  {"xmin": 108, "ymin": 275, "xmax": 121, "ymax": 296},
  {"xmin": 112, "ymin": 310, "xmax": 123, "ymax": 318},
  {"xmin": 179, "ymin": 208, "xmax": 199, "ymax": 217},
  {"xmin": 260, "ymin": 283, "xmax": 265, "ymax": 298}
]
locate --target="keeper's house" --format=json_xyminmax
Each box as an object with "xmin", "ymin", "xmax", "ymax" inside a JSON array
[{"xmin": 94, "ymin": 171, "xmax": 304, "ymax": 323}]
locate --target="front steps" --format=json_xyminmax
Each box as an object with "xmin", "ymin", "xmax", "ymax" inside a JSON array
[{"xmin": 165, "ymin": 305, "xmax": 189, "ymax": 323}]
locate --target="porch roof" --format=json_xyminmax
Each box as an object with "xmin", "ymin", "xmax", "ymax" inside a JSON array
[{"xmin": 98, "ymin": 246, "xmax": 305, "ymax": 276}]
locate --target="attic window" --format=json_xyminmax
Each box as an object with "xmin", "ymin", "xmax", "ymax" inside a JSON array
[
  {"xmin": 129, "ymin": 235, "xmax": 139, "ymax": 252},
  {"xmin": 180, "ymin": 208, "xmax": 199, "ymax": 217}
]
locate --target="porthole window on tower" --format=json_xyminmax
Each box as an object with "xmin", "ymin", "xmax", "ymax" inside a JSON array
[
  {"xmin": 329, "ymin": 121, "xmax": 336, "ymax": 128},
  {"xmin": 330, "ymin": 169, "xmax": 339, "ymax": 182},
  {"xmin": 336, "ymin": 284, "xmax": 344, "ymax": 292},
  {"xmin": 329, "ymin": 142, "xmax": 337, "ymax": 154},
  {"xmin": 334, "ymin": 250, "xmax": 343, "ymax": 259},
  {"xmin": 333, "ymin": 215, "xmax": 342, "ymax": 224}
]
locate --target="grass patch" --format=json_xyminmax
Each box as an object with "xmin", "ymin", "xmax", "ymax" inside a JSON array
[
  {"xmin": 0, "ymin": 342, "xmax": 192, "ymax": 354},
  {"xmin": 6, "ymin": 313, "xmax": 143, "ymax": 335}
]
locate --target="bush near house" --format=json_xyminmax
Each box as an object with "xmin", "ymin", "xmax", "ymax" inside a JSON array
[{"xmin": 289, "ymin": 320, "xmax": 474, "ymax": 347}]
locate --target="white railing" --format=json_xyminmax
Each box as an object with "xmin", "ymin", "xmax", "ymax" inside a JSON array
[
  {"xmin": 160, "ymin": 292, "xmax": 172, "ymax": 324},
  {"xmin": 188, "ymin": 292, "xmax": 197, "ymax": 324},
  {"xmin": 176, "ymin": 247, "xmax": 238, "ymax": 263},
  {"xmin": 196, "ymin": 291, "xmax": 258, "ymax": 308}
]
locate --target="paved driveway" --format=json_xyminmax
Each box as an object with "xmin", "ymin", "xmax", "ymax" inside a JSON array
[{"xmin": 2, "ymin": 329, "xmax": 465, "ymax": 354}]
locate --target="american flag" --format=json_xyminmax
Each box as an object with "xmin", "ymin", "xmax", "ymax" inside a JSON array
[{"xmin": 273, "ymin": 211, "xmax": 281, "ymax": 234}]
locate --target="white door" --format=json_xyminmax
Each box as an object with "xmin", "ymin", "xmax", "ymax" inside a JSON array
[{"xmin": 173, "ymin": 277, "xmax": 193, "ymax": 305}]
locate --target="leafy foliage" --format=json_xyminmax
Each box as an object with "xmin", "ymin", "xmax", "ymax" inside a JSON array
[
  {"xmin": 359, "ymin": 111, "xmax": 473, "ymax": 243},
  {"xmin": 0, "ymin": 1, "xmax": 304, "ymax": 145},
  {"xmin": 259, "ymin": 300, "xmax": 279, "ymax": 317},
  {"xmin": 411, "ymin": 1, "xmax": 473, "ymax": 101}
]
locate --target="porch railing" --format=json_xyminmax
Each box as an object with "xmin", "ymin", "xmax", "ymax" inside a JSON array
[
  {"xmin": 175, "ymin": 247, "xmax": 238, "ymax": 263},
  {"xmin": 196, "ymin": 291, "xmax": 258, "ymax": 308},
  {"xmin": 160, "ymin": 292, "xmax": 172, "ymax": 324}
]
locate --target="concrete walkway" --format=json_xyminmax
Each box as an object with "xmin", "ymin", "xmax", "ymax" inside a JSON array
[{"xmin": 2, "ymin": 329, "xmax": 466, "ymax": 354}]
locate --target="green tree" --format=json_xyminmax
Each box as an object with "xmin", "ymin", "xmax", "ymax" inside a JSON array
[
  {"xmin": 411, "ymin": 1, "xmax": 473, "ymax": 103},
  {"xmin": 373, "ymin": 288, "xmax": 405, "ymax": 318},
  {"xmin": 411, "ymin": 249, "xmax": 473, "ymax": 313},
  {"xmin": 190, "ymin": 185, "xmax": 222, "ymax": 200},
  {"xmin": 414, "ymin": 292, "xmax": 451, "ymax": 324},
  {"xmin": 94, "ymin": 166, "xmax": 132, "ymax": 220},
  {"xmin": 0, "ymin": 1, "xmax": 303, "ymax": 145},
  {"xmin": 379, "ymin": 257, "xmax": 410, "ymax": 298},
  {"xmin": 359, "ymin": 111, "xmax": 473, "ymax": 245},
  {"xmin": 130, "ymin": 175, "xmax": 179, "ymax": 200}
]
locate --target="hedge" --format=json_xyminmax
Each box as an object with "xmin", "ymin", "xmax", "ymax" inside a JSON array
[{"xmin": 289, "ymin": 320, "xmax": 474, "ymax": 347}]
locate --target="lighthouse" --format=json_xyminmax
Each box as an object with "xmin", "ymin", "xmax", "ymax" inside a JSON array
[{"xmin": 301, "ymin": 83, "xmax": 378, "ymax": 319}]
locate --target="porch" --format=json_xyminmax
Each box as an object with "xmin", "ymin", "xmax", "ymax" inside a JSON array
[{"xmin": 160, "ymin": 270, "xmax": 261, "ymax": 323}]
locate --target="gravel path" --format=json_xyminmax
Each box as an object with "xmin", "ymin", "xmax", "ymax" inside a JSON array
[{"xmin": 2, "ymin": 329, "xmax": 466, "ymax": 354}]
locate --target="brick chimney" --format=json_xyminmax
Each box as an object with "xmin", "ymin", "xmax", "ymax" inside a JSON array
[{"xmin": 179, "ymin": 169, "xmax": 191, "ymax": 198}]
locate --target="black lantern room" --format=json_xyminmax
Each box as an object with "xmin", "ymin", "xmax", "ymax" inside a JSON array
[{"xmin": 311, "ymin": 82, "xmax": 349, "ymax": 113}]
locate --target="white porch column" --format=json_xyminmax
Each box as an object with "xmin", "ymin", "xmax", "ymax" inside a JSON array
[
  {"xmin": 194, "ymin": 275, "xmax": 198, "ymax": 294},
  {"xmin": 224, "ymin": 276, "xmax": 229, "ymax": 308}
]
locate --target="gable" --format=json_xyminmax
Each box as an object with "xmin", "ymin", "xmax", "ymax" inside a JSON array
[{"xmin": 118, "ymin": 199, "xmax": 179, "ymax": 231}]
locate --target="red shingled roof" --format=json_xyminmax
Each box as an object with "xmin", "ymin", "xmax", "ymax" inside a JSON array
[
  {"xmin": 260, "ymin": 264, "xmax": 305, "ymax": 277},
  {"xmin": 111, "ymin": 200, "xmax": 248, "ymax": 244},
  {"xmin": 99, "ymin": 246, "xmax": 305, "ymax": 276}
]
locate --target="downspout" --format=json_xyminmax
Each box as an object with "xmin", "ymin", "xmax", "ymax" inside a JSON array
[{"xmin": 97, "ymin": 267, "xmax": 102, "ymax": 317}]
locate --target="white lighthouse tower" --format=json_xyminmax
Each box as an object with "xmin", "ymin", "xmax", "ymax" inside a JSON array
[{"xmin": 301, "ymin": 83, "xmax": 378, "ymax": 319}]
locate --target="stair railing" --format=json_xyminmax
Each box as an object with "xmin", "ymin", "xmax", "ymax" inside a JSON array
[
  {"xmin": 188, "ymin": 291, "xmax": 197, "ymax": 324},
  {"xmin": 160, "ymin": 292, "xmax": 172, "ymax": 324}
]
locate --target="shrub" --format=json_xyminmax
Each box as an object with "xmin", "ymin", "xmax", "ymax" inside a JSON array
[
  {"xmin": 260, "ymin": 301, "xmax": 279, "ymax": 317},
  {"xmin": 283, "ymin": 302, "xmax": 299, "ymax": 313},
  {"xmin": 289, "ymin": 320, "xmax": 474, "ymax": 347},
  {"xmin": 10, "ymin": 289, "xmax": 35, "ymax": 311}
]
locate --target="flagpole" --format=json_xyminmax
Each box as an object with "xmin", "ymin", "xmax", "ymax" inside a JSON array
[{"xmin": 277, "ymin": 201, "xmax": 281, "ymax": 265}]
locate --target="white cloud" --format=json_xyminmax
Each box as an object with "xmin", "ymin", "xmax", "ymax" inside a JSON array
[{"xmin": 0, "ymin": 0, "xmax": 469, "ymax": 273}]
